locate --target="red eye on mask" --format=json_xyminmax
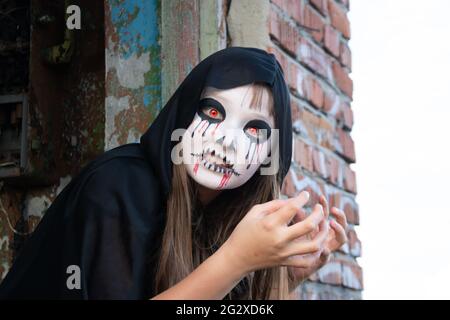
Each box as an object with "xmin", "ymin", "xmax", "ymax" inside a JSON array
[
  {"xmin": 208, "ymin": 108, "xmax": 219, "ymax": 118},
  {"xmin": 247, "ymin": 127, "xmax": 258, "ymax": 136},
  {"xmin": 198, "ymin": 98, "xmax": 226, "ymax": 123},
  {"xmin": 244, "ymin": 119, "xmax": 272, "ymax": 143},
  {"xmin": 202, "ymin": 106, "xmax": 224, "ymax": 120}
]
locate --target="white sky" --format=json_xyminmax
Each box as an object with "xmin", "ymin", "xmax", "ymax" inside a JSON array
[{"xmin": 349, "ymin": 0, "xmax": 450, "ymax": 299}]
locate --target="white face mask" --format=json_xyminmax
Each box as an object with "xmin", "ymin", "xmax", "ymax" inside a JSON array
[{"xmin": 179, "ymin": 83, "xmax": 275, "ymax": 190}]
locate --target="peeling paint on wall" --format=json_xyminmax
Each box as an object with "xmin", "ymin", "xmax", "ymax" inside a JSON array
[
  {"xmin": 105, "ymin": 0, "xmax": 161, "ymax": 151},
  {"xmin": 106, "ymin": 49, "xmax": 151, "ymax": 90},
  {"xmin": 24, "ymin": 195, "xmax": 51, "ymax": 219},
  {"xmin": 105, "ymin": 96, "xmax": 131, "ymax": 150}
]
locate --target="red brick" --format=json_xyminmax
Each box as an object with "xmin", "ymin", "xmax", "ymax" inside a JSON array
[
  {"xmin": 297, "ymin": 73, "xmax": 324, "ymax": 109},
  {"xmin": 308, "ymin": 181, "xmax": 325, "ymax": 206},
  {"xmin": 339, "ymin": 41, "xmax": 352, "ymax": 70},
  {"xmin": 312, "ymin": 148, "xmax": 328, "ymax": 179},
  {"xmin": 328, "ymin": 192, "xmax": 338, "ymax": 209},
  {"xmin": 324, "ymin": 25, "xmax": 340, "ymax": 57},
  {"xmin": 347, "ymin": 229, "xmax": 362, "ymax": 257},
  {"xmin": 328, "ymin": 0, "xmax": 351, "ymax": 39},
  {"xmin": 323, "ymin": 90, "xmax": 353, "ymax": 130},
  {"xmin": 310, "ymin": 77, "xmax": 324, "ymax": 109},
  {"xmin": 318, "ymin": 118, "xmax": 335, "ymax": 151},
  {"xmin": 281, "ymin": 169, "xmax": 297, "ymax": 197},
  {"xmin": 325, "ymin": 154, "xmax": 340, "ymax": 185},
  {"xmin": 268, "ymin": 10, "xmax": 298, "ymax": 56},
  {"xmin": 287, "ymin": 59, "xmax": 302, "ymax": 93},
  {"xmin": 294, "ymin": 172, "xmax": 324, "ymax": 206},
  {"xmin": 341, "ymin": 259, "xmax": 363, "ymax": 290},
  {"xmin": 323, "ymin": 89, "xmax": 338, "ymax": 114},
  {"xmin": 289, "ymin": 63, "xmax": 324, "ymax": 111},
  {"xmin": 271, "ymin": 0, "xmax": 304, "ymax": 26},
  {"xmin": 332, "ymin": 61, "xmax": 353, "ymax": 98},
  {"xmin": 294, "ymin": 138, "xmax": 314, "ymax": 172},
  {"xmin": 303, "ymin": 5, "xmax": 324, "ymax": 43},
  {"xmin": 297, "ymin": 37, "xmax": 331, "ymax": 81},
  {"xmin": 299, "ymin": 108, "xmax": 335, "ymax": 152},
  {"xmin": 290, "ymin": 0, "xmax": 304, "ymax": 26},
  {"xmin": 337, "ymin": 128, "xmax": 356, "ymax": 163},
  {"xmin": 310, "ymin": 0, "xmax": 328, "ymax": 16},
  {"xmin": 333, "ymin": 192, "xmax": 359, "ymax": 225},
  {"xmin": 340, "ymin": 102, "xmax": 353, "ymax": 130},
  {"xmin": 343, "ymin": 165, "xmax": 357, "ymax": 194},
  {"xmin": 290, "ymin": 98, "xmax": 302, "ymax": 124},
  {"xmin": 315, "ymin": 259, "xmax": 343, "ymax": 285},
  {"xmin": 343, "ymin": 199, "xmax": 359, "ymax": 225}
]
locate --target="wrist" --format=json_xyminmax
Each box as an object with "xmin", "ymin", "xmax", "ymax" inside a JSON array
[{"xmin": 216, "ymin": 241, "xmax": 251, "ymax": 279}]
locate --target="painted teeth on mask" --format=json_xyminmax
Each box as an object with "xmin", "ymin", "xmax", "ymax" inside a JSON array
[
  {"xmin": 190, "ymin": 152, "xmax": 203, "ymax": 156},
  {"xmin": 218, "ymin": 151, "xmax": 232, "ymax": 165},
  {"xmin": 200, "ymin": 158, "xmax": 240, "ymax": 176},
  {"xmin": 194, "ymin": 147, "xmax": 237, "ymax": 173}
]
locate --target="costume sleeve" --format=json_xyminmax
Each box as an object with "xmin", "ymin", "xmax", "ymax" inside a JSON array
[{"xmin": 61, "ymin": 157, "xmax": 164, "ymax": 299}]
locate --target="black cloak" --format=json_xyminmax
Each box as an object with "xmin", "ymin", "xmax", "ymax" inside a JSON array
[{"xmin": 0, "ymin": 46, "xmax": 292, "ymax": 299}]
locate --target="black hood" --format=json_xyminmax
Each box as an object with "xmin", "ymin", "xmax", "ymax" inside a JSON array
[{"xmin": 140, "ymin": 46, "xmax": 292, "ymax": 198}]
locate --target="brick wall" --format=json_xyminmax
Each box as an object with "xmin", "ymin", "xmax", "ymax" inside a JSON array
[{"xmin": 266, "ymin": 0, "xmax": 362, "ymax": 299}]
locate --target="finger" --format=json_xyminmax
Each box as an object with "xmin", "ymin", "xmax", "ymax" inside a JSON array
[
  {"xmin": 285, "ymin": 218, "xmax": 328, "ymax": 256},
  {"xmin": 330, "ymin": 219, "xmax": 348, "ymax": 246},
  {"xmin": 268, "ymin": 191, "xmax": 310, "ymax": 226},
  {"xmin": 290, "ymin": 207, "xmax": 306, "ymax": 225},
  {"xmin": 330, "ymin": 207, "xmax": 348, "ymax": 231},
  {"xmin": 255, "ymin": 199, "xmax": 288, "ymax": 215},
  {"xmin": 309, "ymin": 221, "xmax": 320, "ymax": 240},
  {"xmin": 319, "ymin": 195, "xmax": 329, "ymax": 219},
  {"xmin": 285, "ymin": 203, "xmax": 324, "ymax": 241}
]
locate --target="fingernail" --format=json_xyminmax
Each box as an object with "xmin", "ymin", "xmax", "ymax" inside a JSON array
[{"xmin": 303, "ymin": 191, "xmax": 310, "ymax": 200}]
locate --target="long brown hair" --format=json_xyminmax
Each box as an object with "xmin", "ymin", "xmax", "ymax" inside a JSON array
[{"xmin": 154, "ymin": 83, "xmax": 291, "ymax": 299}]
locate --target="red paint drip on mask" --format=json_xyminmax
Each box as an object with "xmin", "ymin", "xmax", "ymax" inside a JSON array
[
  {"xmin": 193, "ymin": 161, "xmax": 199, "ymax": 175},
  {"xmin": 218, "ymin": 172, "xmax": 232, "ymax": 189}
]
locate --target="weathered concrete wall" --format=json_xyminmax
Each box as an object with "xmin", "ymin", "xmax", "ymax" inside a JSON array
[
  {"xmin": 227, "ymin": 0, "xmax": 272, "ymax": 49},
  {"xmin": 199, "ymin": 0, "xmax": 228, "ymax": 61},
  {"xmin": 161, "ymin": 0, "xmax": 200, "ymax": 106},
  {"xmin": 161, "ymin": 0, "xmax": 228, "ymax": 106},
  {"xmin": 104, "ymin": 0, "xmax": 161, "ymax": 151}
]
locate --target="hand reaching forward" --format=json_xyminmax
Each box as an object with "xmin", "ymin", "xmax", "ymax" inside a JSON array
[
  {"xmin": 222, "ymin": 191, "xmax": 329, "ymax": 274},
  {"xmin": 287, "ymin": 194, "xmax": 349, "ymax": 288}
]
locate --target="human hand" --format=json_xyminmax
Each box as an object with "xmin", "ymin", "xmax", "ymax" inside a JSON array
[
  {"xmin": 287, "ymin": 194, "xmax": 349, "ymax": 287},
  {"xmin": 222, "ymin": 191, "xmax": 328, "ymax": 275}
]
